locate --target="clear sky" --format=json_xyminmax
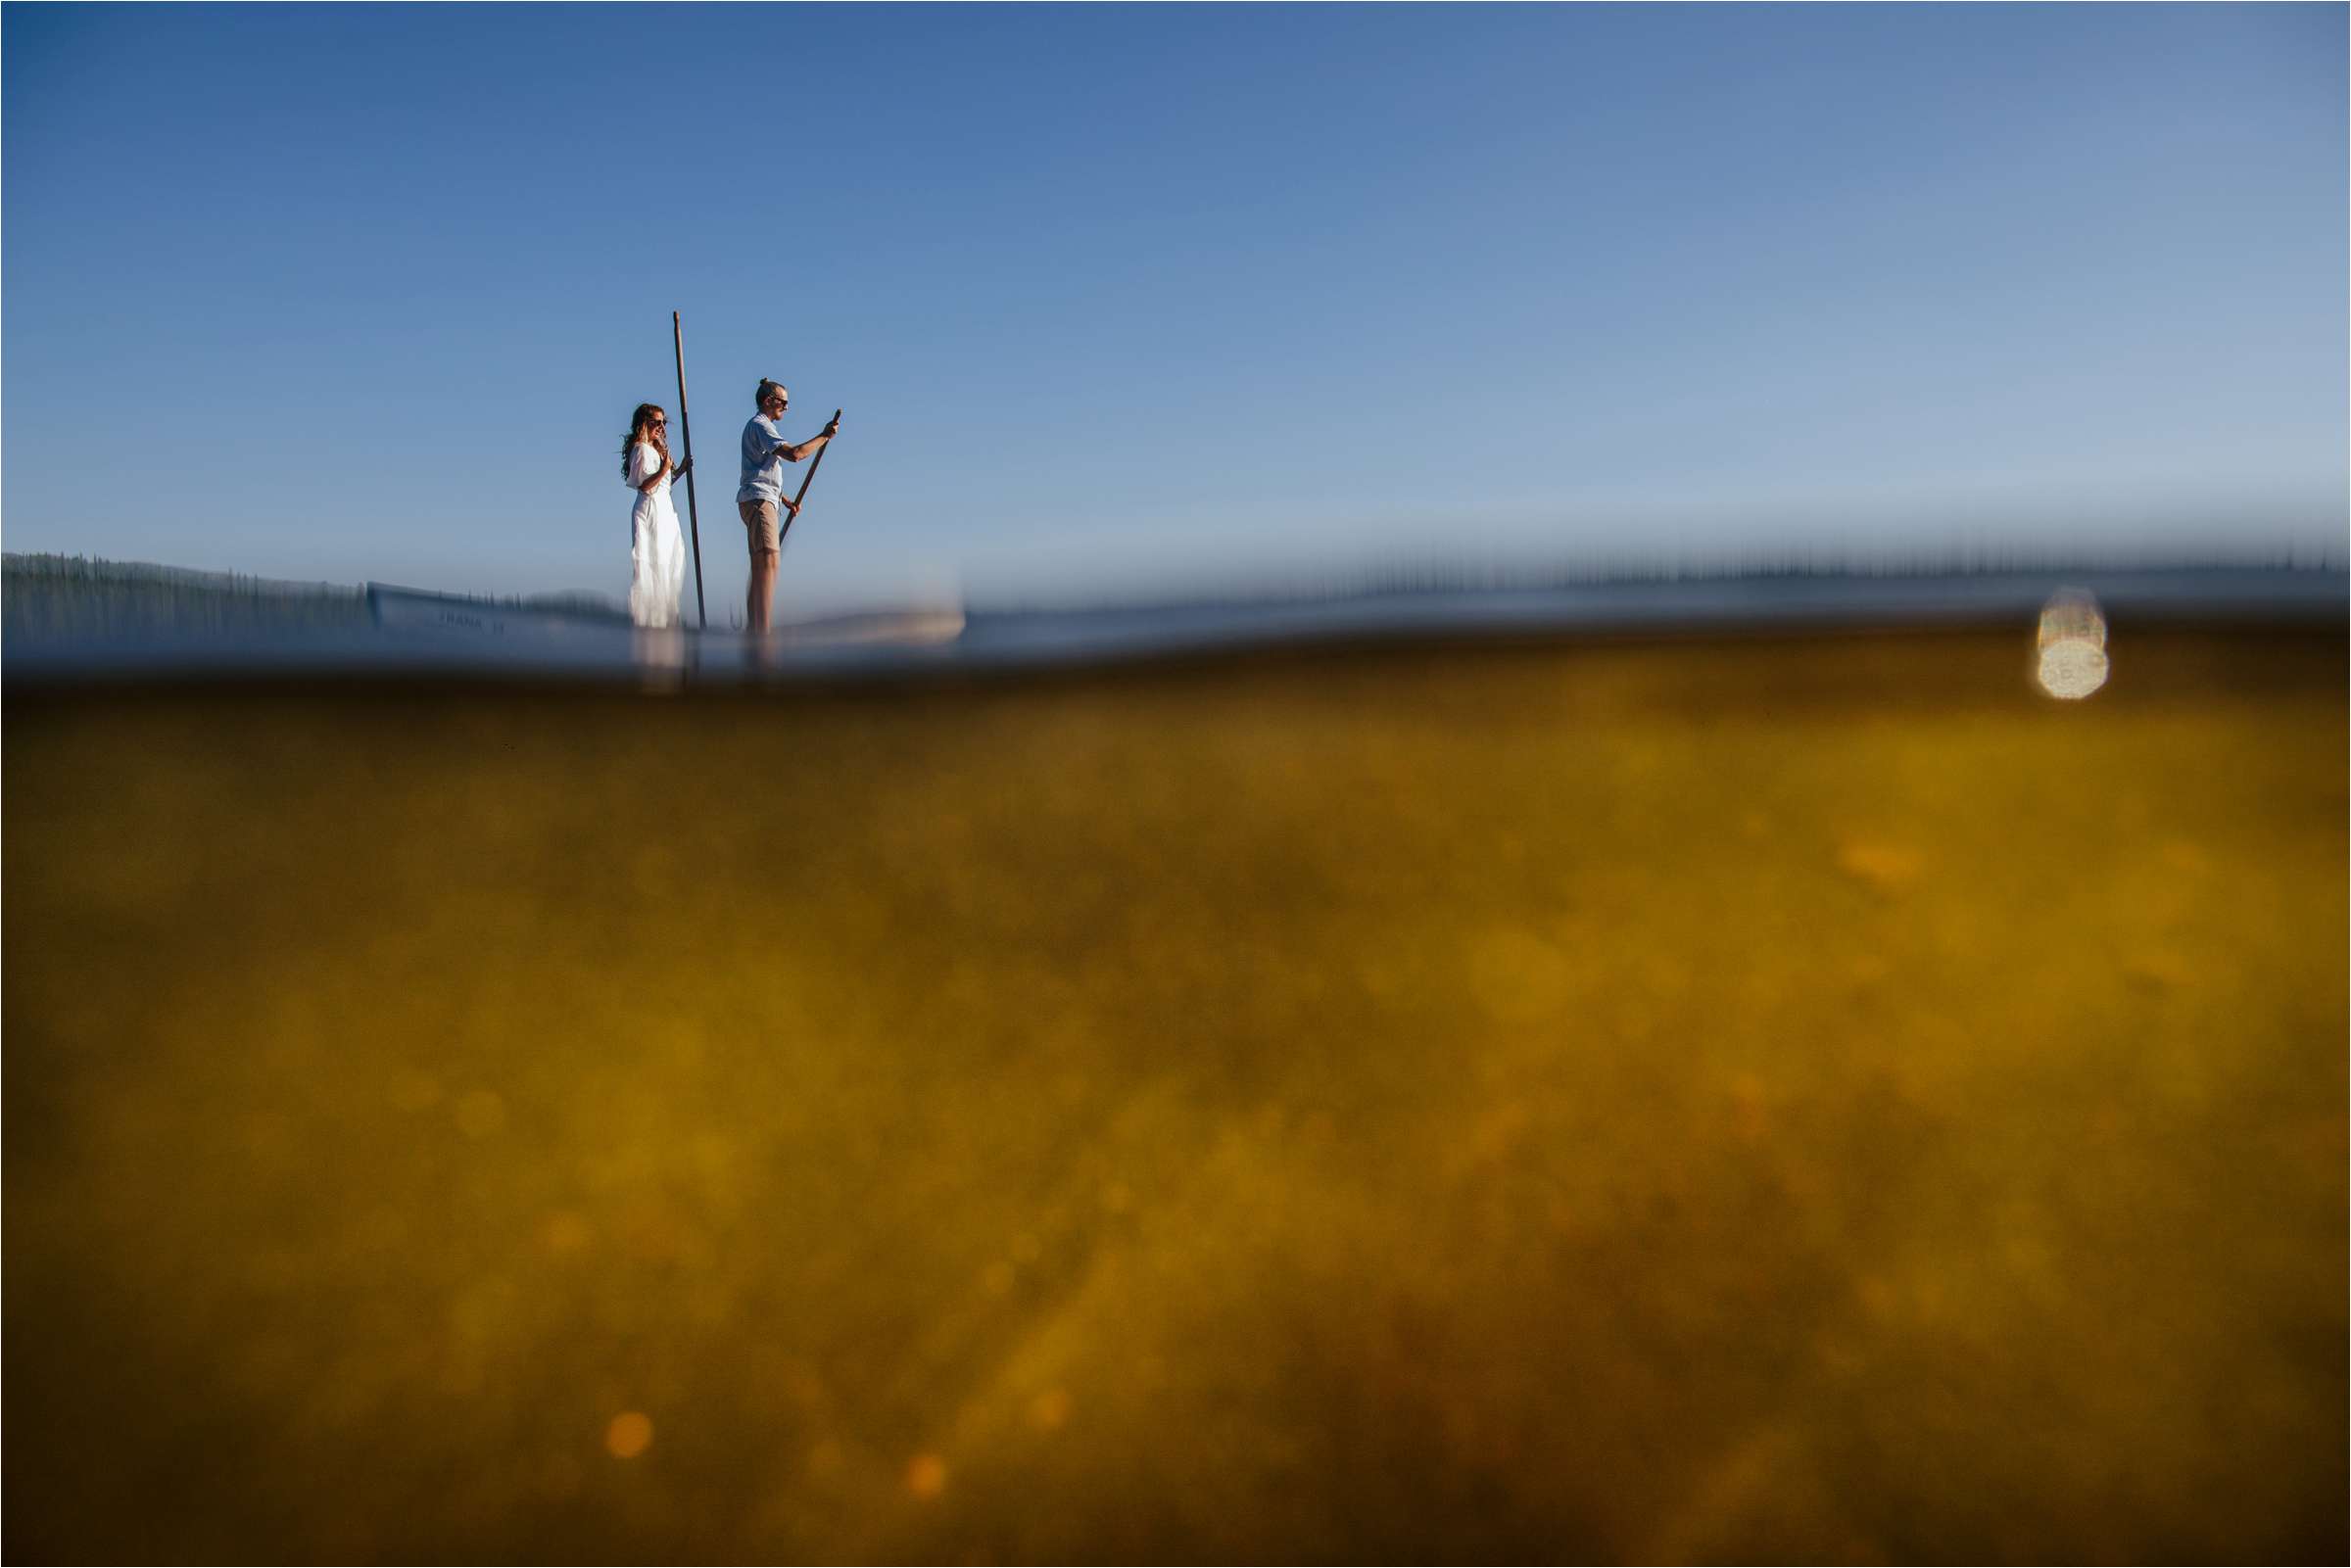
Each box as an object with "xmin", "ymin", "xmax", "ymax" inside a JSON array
[{"xmin": 5, "ymin": 3, "xmax": 2343, "ymax": 612}]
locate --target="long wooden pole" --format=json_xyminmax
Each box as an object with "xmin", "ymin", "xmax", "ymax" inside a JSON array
[
  {"xmin": 671, "ymin": 311, "xmax": 708, "ymax": 630},
  {"xmin": 778, "ymin": 409, "xmax": 841, "ymax": 554}
]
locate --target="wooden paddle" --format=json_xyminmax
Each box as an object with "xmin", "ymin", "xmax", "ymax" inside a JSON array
[
  {"xmin": 671, "ymin": 311, "xmax": 708, "ymax": 630},
  {"xmin": 778, "ymin": 409, "xmax": 842, "ymax": 552}
]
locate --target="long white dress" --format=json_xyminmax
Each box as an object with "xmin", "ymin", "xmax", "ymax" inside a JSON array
[{"xmin": 626, "ymin": 441, "xmax": 688, "ymax": 628}]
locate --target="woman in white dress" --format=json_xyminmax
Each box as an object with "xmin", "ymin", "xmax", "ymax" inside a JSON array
[{"xmin": 621, "ymin": 403, "xmax": 691, "ymax": 628}]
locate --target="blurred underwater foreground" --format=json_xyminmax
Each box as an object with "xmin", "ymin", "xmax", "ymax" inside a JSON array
[{"xmin": 4, "ymin": 594, "xmax": 2345, "ymax": 1561}]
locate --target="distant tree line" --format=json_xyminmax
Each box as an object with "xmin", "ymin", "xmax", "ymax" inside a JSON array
[
  {"xmin": 3, "ymin": 552, "xmax": 369, "ymax": 641},
  {"xmin": 4, "ymin": 555, "xmax": 628, "ymax": 641},
  {"xmin": 974, "ymin": 539, "xmax": 2342, "ymax": 616}
]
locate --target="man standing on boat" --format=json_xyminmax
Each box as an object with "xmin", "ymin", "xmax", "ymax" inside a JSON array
[{"xmin": 738, "ymin": 379, "xmax": 840, "ymax": 634}]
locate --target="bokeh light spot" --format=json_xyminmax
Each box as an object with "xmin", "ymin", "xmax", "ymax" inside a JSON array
[
  {"xmin": 455, "ymin": 1089, "xmax": 506, "ymax": 1139},
  {"xmin": 2036, "ymin": 590, "xmax": 2111, "ymax": 699},
  {"xmin": 905, "ymin": 1452, "xmax": 948, "ymax": 1498},
  {"xmin": 2038, "ymin": 640, "xmax": 2110, "ymax": 699},
  {"xmin": 542, "ymin": 1211, "xmax": 591, "ymax": 1256},
  {"xmin": 605, "ymin": 1411, "xmax": 653, "ymax": 1459},
  {"xmin": 1836, "ymin": 838, "xmax": 1922, "ymax": 892}
]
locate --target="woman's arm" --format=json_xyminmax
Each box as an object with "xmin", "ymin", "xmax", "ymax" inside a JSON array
[{"xmin": 633, "ymin": 445, "xmax": 673, "ymax": 494}]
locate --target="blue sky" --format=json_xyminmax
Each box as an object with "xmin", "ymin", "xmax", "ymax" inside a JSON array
[{"xmin": 5, "ymin": 3, "xmax": 2343, "ymax": 612}]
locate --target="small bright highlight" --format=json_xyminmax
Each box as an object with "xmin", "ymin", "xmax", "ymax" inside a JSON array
[{"xmin": 2036, "ymin": 590, "xmax": 2110, "ymax": 699}]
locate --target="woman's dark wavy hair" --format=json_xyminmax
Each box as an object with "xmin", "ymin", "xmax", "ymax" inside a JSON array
[{"xmin": 621, "ymin": 404, "xmax": 670, "ymax": 480}]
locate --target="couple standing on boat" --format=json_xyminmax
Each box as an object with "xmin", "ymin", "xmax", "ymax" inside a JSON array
[{"xmin": 621, "ymin": 379, "xmax": 840, "ymax": 632}]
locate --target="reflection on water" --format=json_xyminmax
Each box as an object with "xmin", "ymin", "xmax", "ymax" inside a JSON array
[
  {"xmin": 631, "ymin": 625, "xmax": 687, "ymax": 689},
  {"xmin": 4, "ymin": 624, "xmax": 2344, "ymax": 1561}
]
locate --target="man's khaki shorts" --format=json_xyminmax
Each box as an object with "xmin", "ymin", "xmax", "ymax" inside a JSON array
[{"xmin": 739, "ymin": 499, "xmax": 781, "ymax": 557}]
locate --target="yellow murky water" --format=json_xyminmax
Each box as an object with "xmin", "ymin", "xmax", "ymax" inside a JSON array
[{"xmin": 7, "ymin": 626, "xmax": 2344, "ymax": 1561}]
